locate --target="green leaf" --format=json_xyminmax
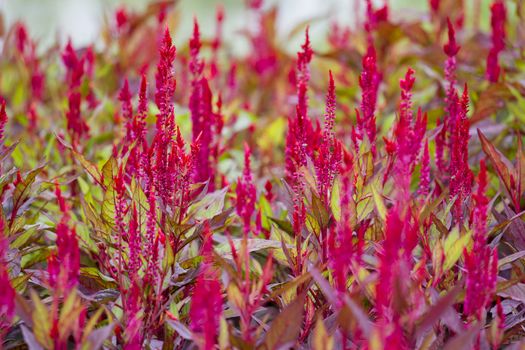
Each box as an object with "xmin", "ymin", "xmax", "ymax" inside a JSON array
[
  {"xmin": 189, "ymin": 187, "xmax": 228, "ymax": 220},
  {"xmin": 371, "ymin": 182, "xmax": 387, "ymax": 221},
  {"xmin": 216, "ymin": 238, "xmax": 285, "ymax": 259},
  {"xmin": 330, "ymin": 178, "xmax": 341, "ymax": 221},
  {"xmin": 443, "ymin": 228, "xmax": 471, "ymax": 272},
  {"xmin": 30, "ymin": 291, "xmax": 53, "ymax": 349}
]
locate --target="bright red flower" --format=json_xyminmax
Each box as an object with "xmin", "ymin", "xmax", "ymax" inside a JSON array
[
  {"xmin": 190, "ymin": 222, "xmax": 222, "ymax": 350},
  {"xmin": 356, "ymin": 44, "xmax": 381, "ymax": 156},
  {"xmin": 49, "ymin": 183, "xmax": 80, "ymax": 292},
  {"xmin": 0, "ymin": 216, "xmax": 15, "ymax": 342},
  {"xmin": 236, "ymin": 143, "xmax": 257, "ymax": 235},
  {"xmin": 464, "ymin": 160, "xmax": 497, "ymax": 319},
  {"xmin": 486, "ymin": 1, "xmax": 506, "ymax": 82}
]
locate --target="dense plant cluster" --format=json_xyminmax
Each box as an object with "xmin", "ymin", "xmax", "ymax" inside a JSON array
[{"xmin": 1, "ymin": 0, "xmax": 525, "ymax": 349}]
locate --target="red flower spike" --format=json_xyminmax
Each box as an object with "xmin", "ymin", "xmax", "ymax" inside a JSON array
[
  {"xmin": 450, "ymin": 85, "xmax": 472, "ymax": 222},
  {"xmin": 115, "ymin": 6, "xmax": 129, "ymax": 32},
  {"xmin": 236, "ymin": 143, "xmax": 257, "ymax": 236},
  {"xmin": 487, "ymin": 1, "xmax": 506, "ymax": 82},
  {"xmin": 119, "ymin": 79, "xmax": 133, "ymax": 124},
  {"xmin": 356, "ymin": 43, "xmax": 380, "ymax": 156},
  {"xmin": 155, "ymin": 27, "xmax": 176, "ymax": 120},
  {"xmin": 419, "ymin": 140, "xmax": 431, "ymax": 197},
  {"xmin": 391, "ymin": 68, "xmax": 426, "ymax": 188},
  {"xmin": 210, "ymin": 5, "xmax": 224, "ymax": 79},
  {"xmin": 444, "ymin": 18, "xmax": 460, "ymax": 57},
  {"xmin": 0, "ymin": 100, "xmax": 7, "ymax": 143},
  {"xmin": 189, "ymin": 19, "xmax": 220, "ymax": 189},
  {"xmin": 464, "ymin": 160, "xmax": 497, "ymax": 320},
  {"xmin": 0, "ymin": 216, "xmax": 15, "ymax": 342},
  {"xmin": 49, "ymin": 185, "xmax": 80, "ymax": 292},
  {"xmin": 190, "ymin": 222, "xmax": 222, "ymax": 350},
  {"xmin": 328, "ymin": 175, "xmax": 356, "ymax": 294},
  {"xmin": 285, "ymin": 28, "xmax": 315, "ymax": 183},
  {"xmin": 15, "ymin": 22, "xmax": 28, "ymax": 53},
  {"xmin": 316, "ymin": 71, "xmax": 341, "ymax": 205},
  {"xmin": 429, "ymin": 0, "xmax": 440, "ymax": 13}
]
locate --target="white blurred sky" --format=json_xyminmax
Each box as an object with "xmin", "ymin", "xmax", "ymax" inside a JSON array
[{"xmin": 0, "ymin": 0, "xmax": 429, "ymax": 51}]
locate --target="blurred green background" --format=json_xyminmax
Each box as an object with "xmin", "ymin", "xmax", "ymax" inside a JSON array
[{"xmin": 2, "ymin": 0, "xmax": 492, "ymax": 52}]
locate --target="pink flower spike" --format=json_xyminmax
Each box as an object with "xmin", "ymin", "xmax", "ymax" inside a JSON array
[
  {"xmin": 444, "ymin": 18, "xmax": 460, "ymax": 57},
  {"xmin": 236, "ymin": 143, "xmax": 257, "ymax": 236},
  {"xmin": 190, "ymin": 222, "xmax": 222, "ymax": 350},
  {"xmin": 0, "ymin": 100, "xmax": 7, "ymax": 143},
  {"xmin": 486, "ymin": 1, "xmax": 506, "ymax": 83}
]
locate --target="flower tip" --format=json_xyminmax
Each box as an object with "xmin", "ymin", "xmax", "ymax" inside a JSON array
[{"xmin": 444, "ymin": 18, "xmax": 460, "ymax": 56}]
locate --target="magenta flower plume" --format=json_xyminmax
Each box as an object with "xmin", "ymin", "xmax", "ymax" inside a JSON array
[
  {"xmin": 392, "ymin": 68, "xmax": 426, "ymax": 181},
  {"xmin": 247, "ymin": 0, "xmax": 278, "ymax": 77},
  {"xmin": 450, "ymin": 85, "xmax": 472, "ymax": 222},
  {"xmin": 436, "ymin": 19, "xmax": 461, "ymax": 174},
  {"xmin": 375, "ymin": 204, "xmax": 417, "ymax": 349},
  {"xmin": 190, "ymin": 222, "xmax": 222, "ymax": 350},
  {"xmin": 49, "ymin": 182, "xmax": 80, "ymax": 292},
  {"xmin": 62, "ymin": 41, "xmax": 89, "ymax": 147},
  {"xmin": 62, "ymin": 40, "xmax": 85, "ymax": 89},
  {"xmin": 486, "ymin": 1, "xmax": 506, "ymax": 83},
  {"xmin": 356, "ymin": 44, "xmax": 380, "ymax": 156},
  {"xmin": 210, "ymin": 5, "xmax": 224, "ymax": 79},
  {"xmin": 429, "ymin": 0, "xmax": 440, "ymax": 13},
  {"xmin": 443, "ymin": 18, "xmax": 460, "ymax": 58},
  {"xmin": 328, "ymin": 176, "xmax": 356, "ymax": 294},
  {"xmin": 419, "ymin": 140, "xmax": 431, "ymax": 196},
  {"xmin": 236, "ymin": 143, "xmax": 257, "ymax": 236},
  {"xmin": 155, "ymin": 27, "xmax": 177, "ymax": 121},
  {"xmin": 316, "ymin": 71, "xmax": 342, "ymax": 205},
  {"xmin": 0, "ymin": 100, "xmax": 7, "ymax": 143},
  {"xmin": 464, "ymin": 160, "xmax": 497, "ymax": 320},
  {"xmin": 365, "ymin": 0, "xmax": 389, "ymax": 33},
  {"xmin": 0, "ymin": 216, "xmax": 15, "ymax": 342},
  {"xmin": 119, "ymin": 79, "xmax": 133, "ymax": 137},
  {"xmin": 286, "ymin": 29, "xmax": 314, "ymax": 178},
  {"xmin": 189, "ymin": 19, "xmax": 220, "ymax": 189}
]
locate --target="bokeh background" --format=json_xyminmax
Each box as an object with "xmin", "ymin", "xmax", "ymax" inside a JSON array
[{"xmin": 1, "ymin": 0, "xmax": 493, "ymax": 54}]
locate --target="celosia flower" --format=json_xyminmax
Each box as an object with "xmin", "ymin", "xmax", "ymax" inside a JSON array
[
  {"xmin": 190, "ymin": 222, "xmax": 222, "ymax": 350},
  {"xmin": 365, "ymin": 0, "xmax": 389, "ymax": 33},
  {"xmin": 387, "ymin": 68, "xmax": 427, "ymax": 192},
  {"xmin": 464, "ymin": 160, "xmax": 497, "ymax": 319},
  {"xmin": 236, "ymin": 143, "xmax": 257, "ymax": 235},
  {"xmin": 62, "ymin": 40, "xmax": 85, "ymax": 89},
  {"xmin": 429, "ymin": 0, "xmax": 440, "ymax": 13},
  {"xmin": 419, "ymin": 140, "xmax": 431, "ymax": 196},
  {"xmin": 247, "ymin": 1, "xmax": 278, "ymax": 77},
  {"xmin": 0, "ymin": 100, "xmax": 7, "ymax": 143},
  {"xmin": 449, "ymin": 85, "xmax": 472, "ymax": 222},
  {"xmin": 115, "ymin": 6, "xmax": 129, "ymax": 33},
  {"xmin": 328, "ymin": 21, "xmax": 350, "ymax": 49},
  {"xmin": 355, "ymin": 44, "xmax": 380, "ymax": 156},
  {"xmin": 486, "ymin": 1, "xmax": 506, "ymax": 83},
  {"xmin": 62, "ymin": 41, "xmax": 89, "ymax": 146},
  {"xmin": 210, "ymin": 5, "xmax": 224, "ymax": 80},
  {"xmin": 189, "ymin": 20, "xmax": 220, "ymax": 189},
  {"xmin": 123, "ymin": 279, "xmax": 143, "ymax": 350},
  {"xmin": 375, "ymin": 204, "xmax": 417, "ymax": 350},
  {"xmin": 49, "ymin": 182, "xmax": 80, "ymax": 292},
  {"xmin": 119, "ymin": 79, "xmax": 133, "ymax": 135},
  {"xmin": 15, "ymin": 22, "xmax": 28, "ymax": 53},
  {"xmin": 0, "ymin": 216, "xmax": 15, "ymax": 342},
  {"xmin": 286, "ymin": 29, "xmax": 314, "ymax": 178},
  {"xmin": 328, "ymin": 175, "xmax": 355, "ymax": 294},
  {"xmin": 155, "ymin": 27, "xmax": 177, "ymax": 124}
]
